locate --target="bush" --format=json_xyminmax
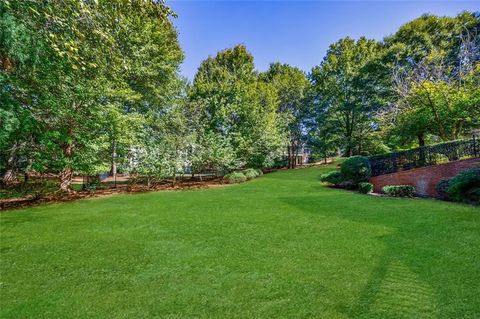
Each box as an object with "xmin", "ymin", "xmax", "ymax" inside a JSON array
[
  {"xmin": 435, "ymin": 178, "xmax": 451, "ymax": 200},
  {"xmin": 320, "ymin": 171, "xmax": 342, "ymax": 186},
  {"xmin": 338, "ymin": 180, "xmax": 356, "ymax": 190},
  {"xmin": 382, "ymin": 185, "xmax": 416, "ymax": 198},
  {"xmin": 340, "ymin": 156, "xmax": 371, "ymax": 185},
  {"xmin": 255, "ymin": 169, "xmax": 264, "ymax": 176},
  {"xmin": 358, "ymin": 182, "xmax": 373, "ymax": 194},
  {"xmin": 223, "ymin": 172, "xmax": 247, "ymax": 184},
  {"xmin": 447, "ymin": 168, "xmax": 480, "ymax": 204},
  {"xmin": 83, "ymin": 177, "xmax": 101, "ymax": 192},
  {"xmin": 242, "ymin": 168, "xmax": 258, "ymax": 180}
]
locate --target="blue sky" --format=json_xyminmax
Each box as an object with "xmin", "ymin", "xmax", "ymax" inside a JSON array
[{"xmin": 167, "ymin": 1, "xmax": 479, "ymax": 80}]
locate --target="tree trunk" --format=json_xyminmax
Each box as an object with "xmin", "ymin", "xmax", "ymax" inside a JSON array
[
  {"xmin": 345, "ymin": 147, "xmax": 353, "ymax": 157},
  {"xmin": 286, "ymin": 145, "xmax": 290, "ymax": 169},
  {"xmin": 417, "ymin": 134, "xmax": 425, "ymax": 147},
  {"xmin": 59, "ymin": 139, "xmax": 73, "ymax": 192},
  {"xmin": 59, "ymin": 167, "xmax": 73, "ymax": 192},
  {"xmin": 2, "ymin": 170, "xmax": 17, "ymax": 186},
  {"xmin": 2, "ymin": 143, "xmax": 19, "ymax": 185},
  {"xmin": 294, "ymin": 141, "xmax": 300, "ymax": 168},
  {"xmin": 110, "ymin": 140, "xmax": 117, "ymax": 177},
  {"xmin": 417, "ymin": 134, "xmax": 426, "ymax": 165}
]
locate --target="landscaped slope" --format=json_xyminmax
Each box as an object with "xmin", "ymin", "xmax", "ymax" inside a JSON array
[{"xmin": 1, "ymin": 166, "xmax": 479, "ymax": 318}]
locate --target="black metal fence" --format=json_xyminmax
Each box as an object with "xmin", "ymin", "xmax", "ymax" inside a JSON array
[{"xmin": 369, "ymin": 138, "xmax": 479, "ymax": 177}]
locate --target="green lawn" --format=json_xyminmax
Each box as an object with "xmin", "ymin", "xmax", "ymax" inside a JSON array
[{"xmin": 1, "ymin": 165, "xmax": 479, "ymax": 318}]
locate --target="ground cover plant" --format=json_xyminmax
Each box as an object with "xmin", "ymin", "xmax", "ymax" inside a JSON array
[
  {"xmin": 1, "ymin": 164, "xmax": 479, "ymax": 318},
  {"xmin": 382, "ymin": 185, "xmax": 416, "ymax": 198}
]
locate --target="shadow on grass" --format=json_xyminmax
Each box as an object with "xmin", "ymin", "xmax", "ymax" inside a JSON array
[{"xmin": 280, "ymin": 194, "xmax": 480, "ymax": 318}]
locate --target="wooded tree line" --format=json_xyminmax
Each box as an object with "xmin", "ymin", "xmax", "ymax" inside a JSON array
[
  {"xmin": 1, "ymin": 2, "xmax": 479, "ymax": 191},
  {"xmin": 306, "ymin": 12, "xmax": 480, "ymax": 159}
]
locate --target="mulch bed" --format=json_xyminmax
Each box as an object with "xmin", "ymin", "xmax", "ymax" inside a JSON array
[{"xmin": 0, "ymin": 177, "xmax": 227, "ymax": 211}]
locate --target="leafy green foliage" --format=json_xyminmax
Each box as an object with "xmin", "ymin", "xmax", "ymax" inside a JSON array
[
  {"xmin": 320, "ymin": 171, "xmax": 342, "ymax": 186},
  {"xmin": 358, "ymin": 182, "xmax": 373, "ymax": 194},
  {"xmin": 307, "ymin": 37, "xmax": 382, "ymax": 157},
  {"xmin": 305, "ymin": 12, "xmax": 479, "ymax": 155},
  {"xmin": 1, "ymin": 4, "xmax": 478, "ymax": 196},
  {"xmin": 223, "ymin": 172, "xmax": 247, "ymax": 184},
  {"xmin": 188, "ymin": 45, "xmax": 285, "ymax": 169},
  {"xmin": 435, "ymin": 178, "xmax": 451, "ymax": 200},
  {"xmin": 447, "ymin": 168, "xmax": 480, "ymax": 204},
  {"xmin": 382, "ymin": 185, "xmax": 416, "ymax": 197},
  {"xmin": 340, "ymin": 156, "xmax": 371, "ymax": 184},
  {"xmin": 190, "ymin": 131, "xmax": 236, "ymax": 174},
  {"xmin": 242, "ymin": 168, "xmax": 259, "ymax": 180},
  {"xmin": 1, "ymin": 0, "xmax": 183, "ymax": 190},
  {"xmin": 260, "ymin": 63, "xmax": 309, "ymax": 168}
]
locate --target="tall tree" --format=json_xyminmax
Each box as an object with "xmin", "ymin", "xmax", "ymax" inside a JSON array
[
  {"xmin": 1, "ymin": 0, "xmax": 183, "ymax": 190},
  {"xmin": 260, "ymin": 63, "xmax": 309, "ymax": 168},
  {"xmin": 308, "ymin": 37, "xmax": 382, "ymax": 156},
  {"xmin": 380, "ymin": 12, "xmax": 480, "ymax": 146},
  {"xmin": 189, "ymin": 45, "xmax": 284, "ymax": 168}
]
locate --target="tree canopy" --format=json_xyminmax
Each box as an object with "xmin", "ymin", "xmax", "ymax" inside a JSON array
[{"xmin": 1, "ymin": 6, "xmax": 478, "ymax": 190}]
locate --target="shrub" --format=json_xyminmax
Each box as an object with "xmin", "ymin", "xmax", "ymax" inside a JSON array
[
  {"xmin": 382, "ymin": 185, "xmax": 416, "ymax": 198},
  {"xmin": 83, "ymin": 177, "xmax": 101, "ymax": 192},
  {"xmin": 447, "ymin": 168, "xmax": 480, "ymax": 204},
  {"xmin": 338, "ymin": 180, "xmax": 356, "ymax": 190},
  {"xmin": 242, "ymin": 168, "xmax": 258, "ymax": 180},
  {"xmin": 255, "ymin": 169, "xmax": 264, "ymax": 176},
  {"xmin": 223, "ymin": 172, "xmax": 247, "ymax": 184},
  {"xmin": 358, "ymin": 182, "xmax": 373, "ymax": 194},
  {"xmin": 435, "ymin": 178, "xmax": 451, "ymax": 200},
  {"xmin": 340, "ymin": 156, "xmax": 371, "ymax": 185},
  {"xmin": 320, "ymin": 171, "xmax": 342, "ymax": 186}
]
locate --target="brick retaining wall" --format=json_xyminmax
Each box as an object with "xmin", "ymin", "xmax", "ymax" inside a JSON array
[{"xmin": 369, "ymin": 158, "xmax": 480, "ymax": 197}]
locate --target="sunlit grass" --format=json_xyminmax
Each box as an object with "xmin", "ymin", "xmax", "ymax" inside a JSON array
[{"xmin": 1, "ymin": 164, "xmax": 479, "ymax": 318}]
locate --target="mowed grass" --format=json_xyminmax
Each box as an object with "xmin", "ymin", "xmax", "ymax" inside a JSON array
[{"xmin": 1, "ymin": 165, "xmax": 479, "ymax": 318}]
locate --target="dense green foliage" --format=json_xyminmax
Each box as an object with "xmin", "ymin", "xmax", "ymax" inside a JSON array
[
  {"xmin": 358, "ymin": 182, "xmax": 373, "ymax": 194},
  {"xmin": 319, "ymin": 170, "xmax": 343, "ymax": 186},
  {"xmin": 305, "ymin": 12, "xmax": 480, "ymax": 157},
  {"xmin": 447, "ymin": 168, "xmax": 480, "ymax": 204},
  {"xmin": 260, "ymin": 63, "xmax": 309, "ymax": 168},
  {"xmin": 188, "ymin": 45, "xmax": 286, "ymax": 169},
  {"xmin": 2, "ymin": 166, "xmax": 480, "ymax": 317},
  {"xmin": 340, "ymin": 156, "xmax": 371, "ymax": 184},
  {"xmin": 308, "ymin": 37, "xmax": 383, "ymax": 157},
  {"xmin": 1, "ymin": 6, "xmax": 478, "ymax": 194},
  {"xmin": 0, "ymin": 0, "xmax": 184, "ymax": 190},
  {"xmin": 223, "ymin": 172, "xmax": 247, "ymax": 184},
  {"xmin": 382, "ymin": 185, "xmax": 416, "ymax": 197},
  {"xmin": 435, "ymin": 178, "xmax": 452, "ymax": 200},
  {"xmin": 242, "ymin": 168, "xmax": 260, "ymax": 180}
]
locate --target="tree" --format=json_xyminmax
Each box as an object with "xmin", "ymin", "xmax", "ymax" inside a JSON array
[
  {"xmin": 260, "ymin": 63, "xmax": 309, "ymax": 168},
  {"xmin": 189, "ymin": 45, "xmax": 284, "ymax": 169},
  {"xmin": 308, "ymin": 37, "xmax": 382, "ymax": 157},
  {"xmin": 1, "ymin": 0, "xmax": 183, "ymax": 190},
  {"xmin": 379, "ymin": 12, "xmax": 480, "ymax": 147}
]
